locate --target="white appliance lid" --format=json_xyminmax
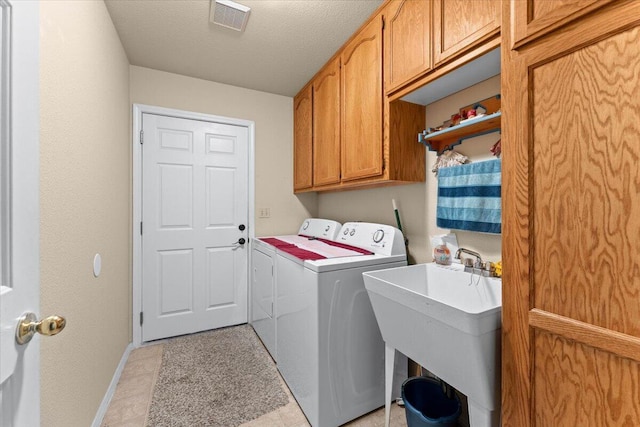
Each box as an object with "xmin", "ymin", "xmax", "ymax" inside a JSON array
[{"xmin": 265, "ymin": 235, "xmax": 371, "ymax": 263}]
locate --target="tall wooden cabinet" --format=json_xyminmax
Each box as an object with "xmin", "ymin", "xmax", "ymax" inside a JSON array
[
  {"xmin": 293, "ymin": 85, "xmax": 312, "ymax": 191},
  {"xmin": 502, "ymin": 1, "xmax": 640, "ymax": 425},
  {"xmin": 341, "ymin": 15, "xmax": 384, "ymax": 182},
  {"xmin": 313, "ymin": 58, "xmax": 341, "ymax": 187}
]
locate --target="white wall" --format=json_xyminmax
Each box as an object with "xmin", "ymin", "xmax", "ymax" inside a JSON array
[
  {"xmin": 319, "ymin": 75, "xmax": 502, "ymax": 264},
  {"xmin": 40, "ymin": 1, "xmax": 131, "ymax": 425},
  {"xmin": 129, "ymin": 66, "xmax": 317, "ymax": 237}
]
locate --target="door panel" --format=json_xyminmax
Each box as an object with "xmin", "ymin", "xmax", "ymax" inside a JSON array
[
  {"xmin": 159, "ymin": 164, "xmax": 192, "ymax": 228},
  {"xmin": 158, "ymin": 250, "xmax": 193, "ymax": 315},
  {"xmin": 206, "ymin": 167, "xmax": 236, "ymax": 225},
  {"xmin": 532, "ymin": 27, "xmax": 640, "ymax": 336},
  {"xmin": 313, "ymin": 58, "xmax": 341, "ymax": 186},
  {"xmin": 384, "ymin": 0, "xmax": 432, "ymax": 92},
  {"xmin": 206, "ymin": 248, "xmax": 236, "ymax": 307},
  {"xmin": 341, "ymin": 15, "xmax": 383, "ymax": 181},
  {"xmin": 511, "ymin": 0, "xmax": 616, "ymax": 49},
  {"xmin": 533, "ymin": 331, "xmax": 640, "ymax": 426},
  {"xmin": 293, "ymin": 86, "xmax": 313, "ymax": 191},
  {"xmin": 433, "ymin": 0, "xmax": 499, "ymax": 65},
  {"xmin": 0, "ymin": 1, "xmax": 41, "ymax": 425},
  {"xmin": 142, "ymin": 114, "xmax": 248, "ymax": 342},
  {"xmin": 502, "ymin": 1, "xmax": 640, "ymax": 425}
]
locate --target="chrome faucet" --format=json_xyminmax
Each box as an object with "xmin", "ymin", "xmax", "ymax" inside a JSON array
[{"xmin": 455, "ymin": 248, "xmax": 483, "ymax": 268}]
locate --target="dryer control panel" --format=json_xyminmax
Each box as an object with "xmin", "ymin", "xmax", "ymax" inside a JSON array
[
  {"xmin": 335, "ymin": 222, "xmax": 406, "ymax": 256},
  {"xmin": 298, "ymin": 218, "xmax": 342, "ymax": 240}
]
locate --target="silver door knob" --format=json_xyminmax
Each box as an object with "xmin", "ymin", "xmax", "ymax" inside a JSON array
[{"xmin": 15, "ymin": 312, "xmax": 66, "ymax": 345}]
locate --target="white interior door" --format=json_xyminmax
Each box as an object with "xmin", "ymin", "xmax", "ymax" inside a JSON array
[
  {"xmin": 142, "ymin": 113, "xmax": 249, "ymax": 342},
  {"xmin": 1, "ymin": 1, "xmax": 41, "ymax": 425}
]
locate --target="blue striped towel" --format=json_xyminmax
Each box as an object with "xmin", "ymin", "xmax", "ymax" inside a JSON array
[{"xmin": 437, "ymin": 159, "xmax": 501, "ymax": 234}]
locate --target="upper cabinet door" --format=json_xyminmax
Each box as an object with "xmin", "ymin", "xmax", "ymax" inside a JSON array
[
  {"xmin": 433, "ymin": 0, "xmax": 500, "ymax": 66},
  {"xmin": 384, "ymin": 0, "xmax": 432, "ymax": 93},
  {"xmin": 511, "ymin": 0, "xmax": 616, "ymax": 49},
  {"xmin": 313, "ymin": 58, "xmax": 341, "ymax": 187},
  {"xmin": 293, "ymin": 85, "xmax": 313, "ymax": 191},
  {"xmin": 341, "ymin": 15, "xmax": 383, "ymax": 182}
]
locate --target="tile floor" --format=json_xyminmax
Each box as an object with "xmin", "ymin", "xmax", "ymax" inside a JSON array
[{"xmin": 101, "ymin": 341, "xmax": 408, "ymax": 427}]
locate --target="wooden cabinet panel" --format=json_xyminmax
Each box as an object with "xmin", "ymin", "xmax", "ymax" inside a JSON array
[
  {"xmin": 533, "ymin": 332, "xmax": 640, "ymax": 426},
  {"xmin": 502, "ymin": 1, "xmax": 640, "ymax": 425},
  {"xmin": 531, "ymin": 26, "xmax": 640, "ymax": 337},
  {"xmin": 293, "ymin": 86, "xmax": 313, "ymax": 191},
  {"xmin": 384, "ymin": 0, "xmax": 432, "ymax": 93},
  {"xmin": 341, "ymin": 15, "xmax": 383, "ymax": 182},
  {"xmin": 433, "ymin": 0, "xmax": 499, "ymax": 65},
  {"xmin": 387, "ymin": 100, "xmax": 425, "ymax": 182},
  {"xmin": 313, "ymin": 58, "xmax": 341, "ymax": 186},
  {"xmin": 511, "ymin": 0, "xmax": 616, "ymax": 48}
]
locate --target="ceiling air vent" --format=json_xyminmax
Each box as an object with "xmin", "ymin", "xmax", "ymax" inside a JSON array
[{"xmin": 210, "ymin": 0, "xmax": 251, "ymax": 32}]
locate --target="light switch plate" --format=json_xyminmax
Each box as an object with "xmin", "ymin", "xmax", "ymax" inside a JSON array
[{"xmin": 258, "ymin": 207, "xmax": 271, "ymax": 218}]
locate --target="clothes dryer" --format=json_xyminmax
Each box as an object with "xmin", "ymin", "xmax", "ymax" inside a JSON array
[
  {"xmin": 250, "ymin": 218, "xmax": 341, "ymax": 359},
  {"xmin": 275, "ymin": 222, "xmax": 408, "ymax": 427}
]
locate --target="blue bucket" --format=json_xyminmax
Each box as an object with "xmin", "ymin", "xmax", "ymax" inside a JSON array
[{"xmin": 401, "ymin": 377, "xmax": 461, "ymax": 427}]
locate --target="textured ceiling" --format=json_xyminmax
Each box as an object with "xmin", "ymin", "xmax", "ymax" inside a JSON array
[{"xmin": 105, "ymin": 0, "xmax": 384, "ymax": 97}]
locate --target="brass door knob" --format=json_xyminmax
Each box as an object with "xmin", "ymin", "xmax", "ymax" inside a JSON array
[{"xmin": 15, "ymin": 312, "xmax": 66, "ymax": 345}]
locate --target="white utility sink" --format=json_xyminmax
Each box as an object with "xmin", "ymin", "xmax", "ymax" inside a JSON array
[{"xmin": 363, "ymin": 263, "xmax": 502, "ymax": 427}]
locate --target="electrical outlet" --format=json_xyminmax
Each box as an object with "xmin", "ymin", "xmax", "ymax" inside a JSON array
[{"xmin": 258, "ymin": 207, "xmax": 271, "ymax": 218}]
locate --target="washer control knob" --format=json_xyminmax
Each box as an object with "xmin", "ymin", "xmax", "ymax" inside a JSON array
[
  {"xmin": 302, "ymin": 220, "xmax": 310, "ymax": 230},
  {"xmin": 350, "ymin": 229, "xmax": 356, "ymax": 236},
  {"xmin": 373, "ymin": 229, "xmax": 385, "ymax": 243},
  {"xmin": 343, "ymin": 228, "xmax": 349, "ymax": 235}
]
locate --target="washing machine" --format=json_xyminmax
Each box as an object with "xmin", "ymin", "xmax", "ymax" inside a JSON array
[
  {"xmin": 250, "ymin": 218, "xmax": 341, "ymax": 359},
  {"xmin": 276, "ymin": 222, "xmax": 408, "ymax": 427}
]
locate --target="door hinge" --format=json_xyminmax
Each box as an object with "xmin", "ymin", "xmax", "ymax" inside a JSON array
[
  {"xmin": 382, "ymin": 16, "xmax": 385, "ymax": 30},
  {"xmin": 140, "ymin": 221, "xmax": 143, "ymax": 235},
  {"xmin": 140, "ymin": 312, "xmax": 144, "ymax": 326},
  {"xmin": 139, "ymin": 130, "xmax": 144, "ymax": 144}
]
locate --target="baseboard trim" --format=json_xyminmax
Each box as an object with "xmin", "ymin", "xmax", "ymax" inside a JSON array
[{"xmin": 91, "ymin": 342, "xmax": 134, "ymax": 427}]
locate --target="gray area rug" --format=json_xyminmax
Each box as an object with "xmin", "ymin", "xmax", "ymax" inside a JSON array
[{"xmin": 147, "ymin": 324, "xmax": 289, "ymax": 426}]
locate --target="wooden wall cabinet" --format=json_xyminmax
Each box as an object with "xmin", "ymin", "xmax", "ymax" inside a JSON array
[
  {"xmin": 341, "ymin": 15, "xmax": 384, "ymax": 182},
  {"xmin": 511, "ymin": 0, "xmax": 616, "ymax": 49},
  {"xmin": 433, "ymin": 0, "xmax": 500, "ymax": 66},
  {"xmin": 293, "ymin": 6, "xmax": 427, "ymax": 193},
  {"xmin": 313, "ymin": 57, "xmax": 341, "ymax": 187},
  {"xmin": 293, "ymin": 85, "xmax": 313, "ymax": 191},
  {"xmin": 338, "ymin": 12, "xmax": 427, "ymax": 189},
  {"xmin": 383, "ymin": 0, "xmax": 500, "ymax": 99},
  {"xmin": 502, "ymin": 1, "xmax": 640, "ymax": 425},
  {"xmin": 384, "ymin": 0, "xmax": 432, "ymax": 94},
  {"xmin": 292, "ymin": 0, "xmax": 505, "ymax": 192}
]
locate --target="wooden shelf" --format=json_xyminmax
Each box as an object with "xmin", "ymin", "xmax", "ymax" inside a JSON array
[{"xmin": 419, "ymin": 111, "xmax": 501, "ymax": 154}]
